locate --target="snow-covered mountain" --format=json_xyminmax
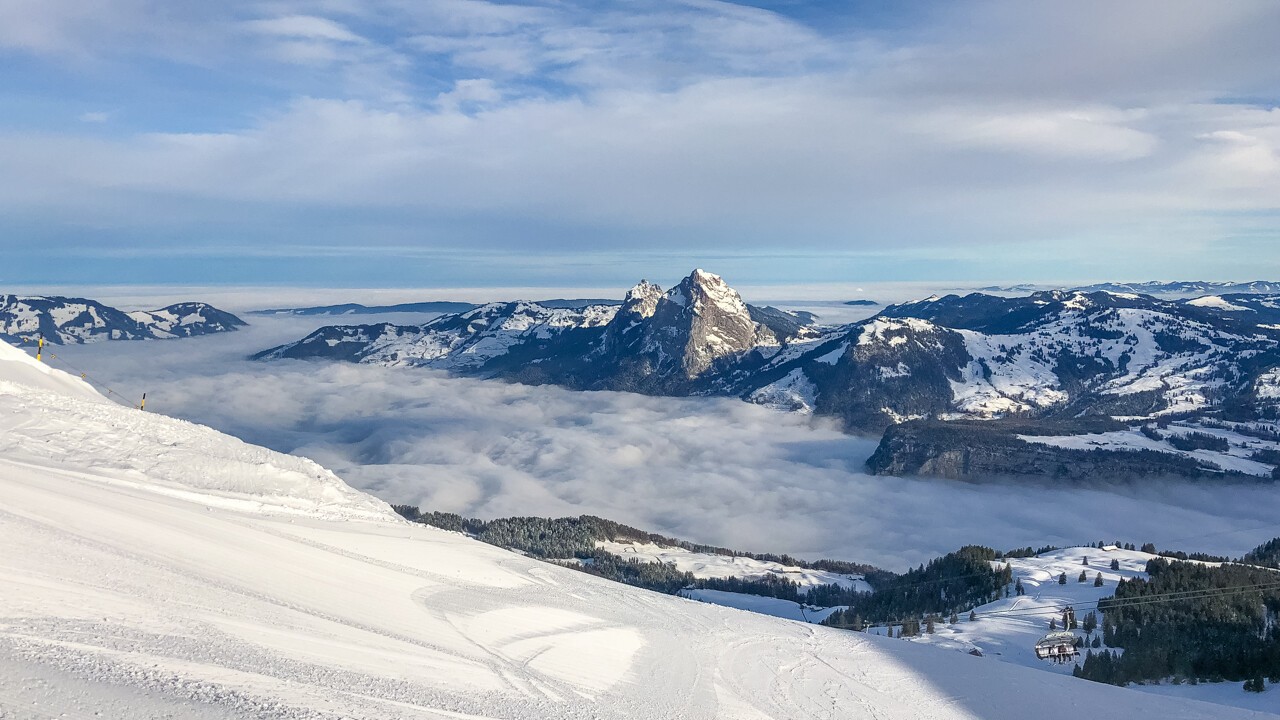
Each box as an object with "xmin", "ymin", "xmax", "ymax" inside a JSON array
[
  {"xmin": 5, "ymin": 338, "xmax": 1254, "ymax": 719},
  {"xmin": 252, "ymin": 298, "xmax": 621, "ymax": 316},
  {"xmin": 254, "ymin": 274, "xmax": 1280, "ymax": 480},
  {"xmin": 258, "ymin": 279, "xmax": 1280, "ymax": 432},
  {"xmin": 258, "ymin": 269, "xmax": 821, "ymax": 393},
  {"xmin": 1077, "ymin": 280, "xmax": 1280, "ymax": 296},
  {"xmin": 252, "ymin": 300, "xmax": 479, "ymax": 316},
  {"xmin": 830, "ymin": 290, "xmax": 1280, "ymax": 422},
  {"xmin": 0, "ymin": 294, "xmax": 246, "ymax": 344},
  {"xmin": 256, "ymin": 301, "xmax": 619, "ymax": 369}
]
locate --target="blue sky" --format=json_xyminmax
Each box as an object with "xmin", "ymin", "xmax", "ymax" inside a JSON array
[{"xmin": 1, "ymin": 0, "xmax": 1279, "ymax": 289}]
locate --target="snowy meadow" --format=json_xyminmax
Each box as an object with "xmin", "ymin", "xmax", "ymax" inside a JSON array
[{"xmin": 55, "ymin": 310, "xmax": 1280, "ymax": 571}]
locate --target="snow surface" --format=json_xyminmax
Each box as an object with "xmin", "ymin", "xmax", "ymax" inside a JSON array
[
  {"xmin": 905, "ymin": 548, "xmax": 1280, "ymax": 714},
  {"xmin": 943, "ymin": 307, "xmax": 1264, "ymax": 418},
  {"xmin": 1256, "ymin": 369, "xmax": 1280, "ymax": 400},
  {"xmin": 746, "ymin": 367, "xmax": 818, "ymax": 413},
  {"xmin": 1187, "ymin": 295, "xmax": 1249, "ymax": 311},
  {"xmin": 951, "ymin": 329, "xmax": 1068, "ymax": 416},
  {"xmin": 1, "ymin": 341, "xmax": 1267, "ymax": 718},
  {"xmin": 598, "ymin": 540, "xmax": 872, "ymax": 592},
  {"xmin": 680, "ymin": 589, "xmax": 847, "ymax": 624},
  {"xmin": 0, "ymin": 340, "xmax": 103, "ymax": 402},
  {"xmin": 1018, "ymin": 422, "xmax": 1280, "ymax": 477}
]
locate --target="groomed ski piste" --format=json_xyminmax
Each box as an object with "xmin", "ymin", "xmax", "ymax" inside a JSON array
[{"xmin": 0, "ymin": 339, "xmax": 1273, "ymax": 719}]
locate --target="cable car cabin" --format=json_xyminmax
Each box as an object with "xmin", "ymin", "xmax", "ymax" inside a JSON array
[{"xmin": 1034, "ymin": 632, "xmax": 1079, "ymax": 663}]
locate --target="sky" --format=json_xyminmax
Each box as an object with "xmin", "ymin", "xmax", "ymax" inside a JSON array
[{"xmin": 2, "ymin": 0, "xmax": 1280, "ymax": 288}]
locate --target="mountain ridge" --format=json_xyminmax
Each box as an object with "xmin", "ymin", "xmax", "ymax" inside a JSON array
[
  {"xmin": 0, "ymin": 294, "xmax": 246, "ymax": 345},
  {"xmin": 254, "ymin": 271, "xmax": 1280, "ymax": 481}
]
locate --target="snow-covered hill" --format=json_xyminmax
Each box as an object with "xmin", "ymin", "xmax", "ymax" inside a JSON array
[
  {"xmin": 2, "ymin": 340, "xmax": 1267, "ymax": 718},
  {"xmin": 0, "ymin": 295, "xmax": 245, "ymax": 344},
  {"xmin": 902, "ymin": 547, "xmax": 1279, "ymax": 714}
]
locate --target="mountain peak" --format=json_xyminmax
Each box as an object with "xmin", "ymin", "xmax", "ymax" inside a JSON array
[
  {"xmin": 671, "ymin": 268, "xmax": 749, "ymax": 317},
  {"xmin": 622, "ymin": 280, "xmax": 664, "ymax": 319}
]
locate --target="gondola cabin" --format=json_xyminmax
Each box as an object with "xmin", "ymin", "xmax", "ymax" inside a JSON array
[{"xmin": 1034, "ymin": 631, "xmax": 1079, "ymax": 663}]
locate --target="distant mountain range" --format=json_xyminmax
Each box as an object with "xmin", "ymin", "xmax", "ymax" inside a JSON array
[
  {"xmin": 0, "ymin": 295, "xmax": 245, "ymax": 345},
  {"xmin": 981, "ymin": 281, "xmax": 1280, "ymax": 295},
  {"xmin": 256, "ymin": 274, "xmax": 1280, "ymax": 482},
  {"xmin": 253, "ymin": 298, "xmax": 622, "ymax": 316}
]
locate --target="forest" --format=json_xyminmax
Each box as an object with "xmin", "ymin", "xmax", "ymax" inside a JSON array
[
  {"xmin": 822, "ymin": 546, "xmax": 1010, "ymax": 629},
  {"xmin": 1075, "ymin": 556, "xmax": 1280, "ymax": 687},
  {"xmin": 391, "ymin": 505, "xmax": 891, "ymax": 595}
]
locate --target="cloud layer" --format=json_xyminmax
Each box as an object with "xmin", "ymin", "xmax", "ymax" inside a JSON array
[
  {"xmin": 52, "ymin": 314, "xmax": 1280, "ymax": 570},
  {"xmin": 1, "ymin": 1, "xmax": 1278, "ymax": 284}
]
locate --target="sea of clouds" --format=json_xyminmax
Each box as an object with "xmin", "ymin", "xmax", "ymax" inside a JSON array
[{"xmin": 54, "ymin": 311, "xmax": 1280, "ymax": 570}]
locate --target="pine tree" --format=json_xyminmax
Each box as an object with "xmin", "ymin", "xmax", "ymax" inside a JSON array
[
  {"xmin": 1094, "ymin": 572, "xmax": 1104, "ymax": 587},
  {"xmin": 1082, "ymin": 611, "xmax": 1098, "ymax": 634},
  {"xmin": 969, "ymin": 610, "xmax": 978, "ymax": 621},
  {"xmin": 926, "ymin": 615, "xmax": 936, "ymax": 634},
  {"xmin": 1050, "ymin": 618, "xmax": 1057, "ymax": 630},
  {"xmin": 1058, "ymin": 572, "xmax": 1067, "ymax": 585},
  {"xmin": 1245, "ymin": 676, "xmax": 1266, "ymax": 693},
  {"xmin": 1015, "ymin": 578, "xmax": 1025, "ymax": 596},
  {"xmin": 1078, "ymin": 570, "xmax": 1088, "ymax": 582},
  {"xmin": 1082, "ymin": 557, "xmax": 1090, "ymax": 566},
  {"xmin": 1110, "ymin": 558, "xmax": 1120, "ymax": 570},
  {"xmin": 949, "ymin": 612, "xmax": 959, "ymax": 625}
]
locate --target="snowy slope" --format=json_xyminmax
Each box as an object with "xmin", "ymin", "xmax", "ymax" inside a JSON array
[
  {"xmin": 902, "ymin": 548, "xmax": 1279, "ymax": 713},
  {"xmin": 0, "ymin": 343, "xmax": 1270, "ymax": 719},
  {"xmin": 906, "ymin": 547, "xmax": 1158, "ymax": 666},
  {"xmin": 680, "ymin": 589, "xmax": 847, "ymax": 624},
  {"xmin": 598, "ymin": 540, "xmax": 872, "ymax": 592}
]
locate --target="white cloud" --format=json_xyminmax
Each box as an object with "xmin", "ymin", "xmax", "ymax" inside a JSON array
[
  {"xmin": 0, "ymin": 0, "xmax": 1278, "ymax": 276},
  {"xmin": 244, "ymin": 14, "xmax": 366, "ymax": 43},
  {"xmin": 923, "ymin": 108, "xmax": 1159, "ymax": 161}
]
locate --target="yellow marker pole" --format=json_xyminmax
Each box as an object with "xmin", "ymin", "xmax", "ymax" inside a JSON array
[
  {"xmin": 36, "ymin": 335, "xmax": 43, "ymax": 362},
  {"xmin": 139, "ymin": 393, "xmax": 146, "ymax": 412}
]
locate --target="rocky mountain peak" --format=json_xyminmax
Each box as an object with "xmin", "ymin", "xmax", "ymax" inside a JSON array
[
  {"xmin": 670, "ymin": 269, "xmax": 749, "ymax": 316},
  {"xmin": 622, "ymin": 280, "xmax": 664, "ymax": 319},
  {"xmin": 644, "ymin": 269, "xmax": 761, "ymax": 378}
]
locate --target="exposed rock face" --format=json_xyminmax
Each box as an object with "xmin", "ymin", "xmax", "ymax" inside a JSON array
[
  {"xmin": 645, "ymin": 269, "xmax": 766, "ymax": 379},
  {"xmin": 865, "ymin": 420, "xmax": 1255, "ymax": 481},
  {"xmin": 622, "ymin": 280, "xmax": 663, "ymax": 319},
  {"xmin": 0, "ymin": 296, "xmax": 246, "ymax": 345}
]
